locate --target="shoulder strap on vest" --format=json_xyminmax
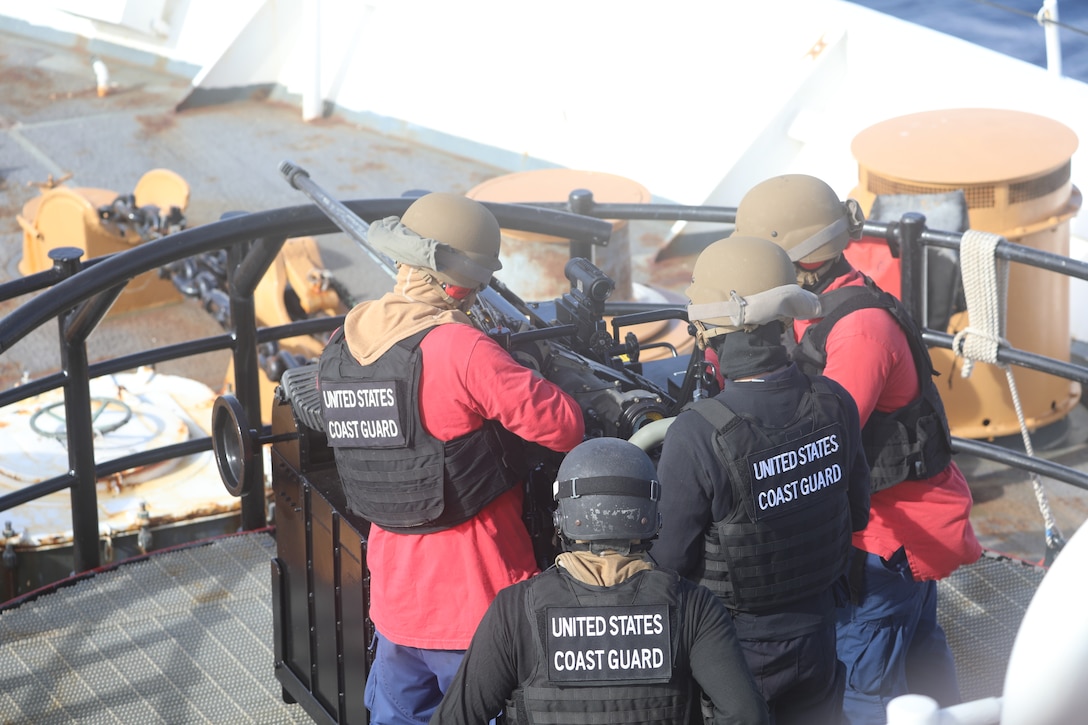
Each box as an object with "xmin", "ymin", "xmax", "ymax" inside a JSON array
[
  {"xmin": 326, "ymin": 324, "xmax": 432, "ymax": 359},
  {"xmin": 804, "ymin": 278, "xmax": 952, "ymax": 489},
  {"xmin": 799, "ymin": 284, "xmax": 879, "ymax": 368},
  {"xmin": 687, "ymin": 397, "xmax": 739, "ymax": 432},
  {"xmin": 802, "ymin": 277, "xmax": 938, "ymax": 388}
]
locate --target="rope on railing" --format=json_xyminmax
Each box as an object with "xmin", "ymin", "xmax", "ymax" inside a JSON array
[{"xmin": 952, "ymin": 229, "xmax": 1066, "ymax": 559}]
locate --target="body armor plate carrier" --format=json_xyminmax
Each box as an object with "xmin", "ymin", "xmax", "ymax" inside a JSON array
[
  {"xmin": 689, "ymin": 378, "xmax": 853, "ymax": 612},
  {"xmin": 505, "ymin": 567, "xmax": 692, "ymax": 725},
  {"xmin": 318, "ymin": 326, "xmax": 521, "ymax": 533},
  {"xmin": 790, "ymin": 278, "xmax": 953, "ymax": 491}
]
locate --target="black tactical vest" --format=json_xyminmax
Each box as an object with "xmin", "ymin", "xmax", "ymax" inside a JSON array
[
  {"xmin": 689, "ymin": 378, "xmax": 853, "ymax": 612},
  {"xmin": 789, "ymin": 278, "xmax": 953, "ymax": 491},
  {"xmin": 504, "ymin": 567, "xmax": 694, "ymax": 725},
  {"xmin": 318, "ymin": 326, "xmax": 521, "ymax": 533}
]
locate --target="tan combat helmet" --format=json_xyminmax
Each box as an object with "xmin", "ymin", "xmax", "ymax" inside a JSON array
[
  {"xmin": 400, "ymin": 192, "xmax": 503, "ymax": 289},
  {"xmin": 733, "ymin": 174, "xmax": 865, "ymax": 268},
  {"xmin": 686, "ymin": 235, "xmax": 821, "ymax": 347}
]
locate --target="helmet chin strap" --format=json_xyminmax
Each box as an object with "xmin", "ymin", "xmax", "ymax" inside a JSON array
[
  {"xmin": 563, "ymin": 538, "xmax": 649, "ymax": 556},
  {"xmin": 691, "ymin": 321, "xmax": 714, "ymax": 350},
  {"xmin": 796, "ymin": 257, "xmax": 840, "ymax": 290},
  {"xmin": 420, "ymin": 271, "xmax": 480, "ymax": 310},
  {"xmin": 445, "ymin": 280, "xmax": 483, "ymax": 311},
  {"xmin": 454, "ymin": 290, "xmax": 479, "ymax": 312}
]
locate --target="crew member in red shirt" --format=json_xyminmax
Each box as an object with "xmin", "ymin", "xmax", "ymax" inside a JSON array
[
  {"xmin": 318, "ymin": 192, "xmax": 585, "ymax": 725},
  {"xmin": 734, "ymin": 174, "xmax": 982, "ymax": 724}
]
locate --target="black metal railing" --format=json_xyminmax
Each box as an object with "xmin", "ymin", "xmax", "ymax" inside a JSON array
[{"xmin": 2, "ymin": 188, "xmax": 1087, "ymax": 584}]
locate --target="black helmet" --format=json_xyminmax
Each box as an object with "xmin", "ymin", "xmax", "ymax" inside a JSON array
[{"xmin": 553, "ymin": 437, "xmax": 660, "ymax": 546}]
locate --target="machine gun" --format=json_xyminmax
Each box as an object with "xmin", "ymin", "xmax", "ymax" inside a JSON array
[
  {"xmin": 277, "ymin": 162, "xmax": 688, "ymax": 428},
  {"xmin": 274, "ymin": 161, "xmax": 692, "ymax": 553}
]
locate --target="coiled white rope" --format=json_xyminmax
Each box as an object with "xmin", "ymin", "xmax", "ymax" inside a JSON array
[{"xmin": 951, "ymin": 229, "xmax": 1065, "ymax": 557}]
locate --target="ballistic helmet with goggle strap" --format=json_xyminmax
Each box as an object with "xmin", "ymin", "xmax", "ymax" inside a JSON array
[
  {"xmin": 366, "ymin": 192, "xmax": 503, "ymax": 289},
  {"xmin": 686, "ymin": 236, "xmax": 821, "ymax": 345},
  {"xmin": 733, "ymin": 174, "xmax": 865, "ymax": 266},
  {"xmin": 553, "ymin": 437, "xmax": 661, "ymax": 545}
]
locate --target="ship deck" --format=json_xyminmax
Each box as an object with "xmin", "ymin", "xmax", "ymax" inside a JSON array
[
  {"xmin": 0, "ymin": 24, "xmax": 1086, "ymax": 723},
  {"xmin": 0, "ymin": 532, "xmax": 311, "ymax": 724},
  {"xmin": 0, "ymin": 530, "xmax": 1047, "ymax": 721}
]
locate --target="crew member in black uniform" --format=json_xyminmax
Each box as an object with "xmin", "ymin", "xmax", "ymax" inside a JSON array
[
  {"xmin": 732, "ymin": 174, "xmax": 980, "ymax": 723},
  {"xmin": 430, "ymin": 436, "xmax": 770, "ymax": 725},
  {"xmin": 654, "ymin": 235, "xmax": 871, "ymax": 725}
]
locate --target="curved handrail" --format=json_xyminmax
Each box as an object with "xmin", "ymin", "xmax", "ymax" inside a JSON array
[{"xmin": 0, "ymin": 199, "xmax": 613, "ymax": 353}]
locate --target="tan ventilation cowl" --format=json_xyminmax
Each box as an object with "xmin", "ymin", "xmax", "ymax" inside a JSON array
[{"xmin": 849, "ymin": 108, "xmax": 1081, "ymax": 440}]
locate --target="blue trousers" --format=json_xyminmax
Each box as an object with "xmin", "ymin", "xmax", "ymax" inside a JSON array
[
  {"xmin": 364, "ymin": 631, "xmax": 466, "ymax": 725},
  {"xmin": 835, "ymin": 549, "xmax": 960, "ymax": 725}
]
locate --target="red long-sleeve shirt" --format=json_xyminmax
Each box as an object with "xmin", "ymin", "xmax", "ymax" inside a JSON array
[
  {"xmin": 793, "ymin": 269, "xmax": 981, "ymax": 580},
  {"xmin": 367, "ymin": 322, "xmax": 585, "ymax": 649}
]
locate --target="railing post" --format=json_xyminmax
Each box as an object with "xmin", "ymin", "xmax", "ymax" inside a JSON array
[
  {"xmin": 568, "ymin": 189, "xmax": 596, "ymax": 261},
  {"xmin": 228, "ymin": 241, "xmax": 265, "ymax": 530},
  {"xmin": 897, "ymin": 212, "xmax": 929, "ymax": 325},
  {"xmin": 228, "ymin": 230, "xmax": 288, "ymax": 530},
  {"xmin": 50, "ymin": 247, "xmax": 101, "ymax": 575}
]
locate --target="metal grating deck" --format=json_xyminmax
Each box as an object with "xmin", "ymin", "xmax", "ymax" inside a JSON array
[
  {"xmin": 937, "ymin": 550, "xmax": 1047, "ymax": 703},
  {"xmin": 0, "ymin": 532, "xmax": 308, "ymax": 725},
  {"xmin": 0, "ymin": 532, "xmax": 1050, "ymax": 724}
]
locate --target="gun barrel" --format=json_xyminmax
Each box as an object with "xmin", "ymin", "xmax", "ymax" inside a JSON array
[{"xmin": 278, "ymin": 159, "xmax": 396, "ymax": 277}]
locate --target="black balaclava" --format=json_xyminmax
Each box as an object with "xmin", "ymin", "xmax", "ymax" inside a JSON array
[{"xmin": 714, "ymin": 321, "xmax": 789, "ymax": 380}]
